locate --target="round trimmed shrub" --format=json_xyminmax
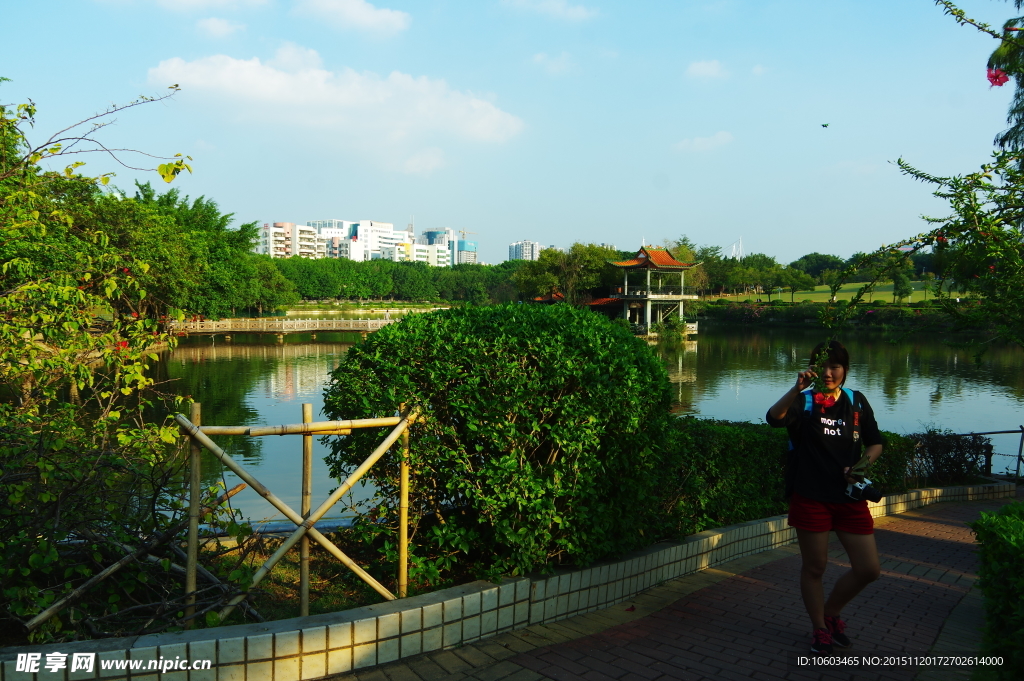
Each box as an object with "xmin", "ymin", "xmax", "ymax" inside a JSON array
[{"xmin": 322, "ymin": 303, "xmax": 673, "ymax": 580}]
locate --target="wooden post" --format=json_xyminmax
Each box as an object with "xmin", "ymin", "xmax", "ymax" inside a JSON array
[
  {"xmin": 185, "ymin": 402, "xmax": 201, "ymax": 628},
  {"xmin": 399, "ymin": 426, "xmax": 410, "ymax": 598},
  {"xmin": 300, "ymin": 403, "xmax": 313, "ymax": 616}
]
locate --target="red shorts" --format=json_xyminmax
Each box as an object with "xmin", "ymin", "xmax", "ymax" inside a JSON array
[{"xmin": 787, "ymin": 493, "xmax": 874, "ymax": 534}]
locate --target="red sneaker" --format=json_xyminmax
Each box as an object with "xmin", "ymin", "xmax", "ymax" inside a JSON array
[
  {"xmin": 811, "ymin": 627, "xmax": 833, "ymax": 655},
  {"xmin": 825, "ymin": 615, "xmax": 851, "ymax": 648}
]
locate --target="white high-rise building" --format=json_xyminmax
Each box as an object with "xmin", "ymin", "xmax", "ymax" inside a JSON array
[
  {"xmin": 380, "ymin": 243, "xmax": 451, "ymax": 266},
  {"xmin": 509, "ymin": 240, "xmax": 542, "ymax": 261},
  {"xmin": 256, "ymin": 223, "xmax": 324, "ymax": 258}
]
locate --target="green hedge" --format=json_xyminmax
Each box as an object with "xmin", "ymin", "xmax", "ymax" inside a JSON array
[
  {"xmin": 659, "ymin": 419, "xmax": 788, "ymax": 536},
  {"xmin": 658, "ymin": 421, "xmax": 913, "ymax": 539},
  {"xmin": 969, "ymin": 502, "xmax": 1024, "ymax": 679},
  {"xmin": 322, "ymin": 304, "xmax": 674, "ymax": 580},
  {"xmin": 905, "ymin": 429, "xmax": 987, "ymax": 486}
]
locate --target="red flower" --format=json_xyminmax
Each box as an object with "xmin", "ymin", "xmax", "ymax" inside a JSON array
[
  {"xmin": 936, "ymin": 236, "xmax": 947, "ymax": 244},
  {"xmin": 989, "ymin": 265, "xmax": 996, "ymax": 272},
  {"xmin": 988, "ymin": 68, "xmax": 1010, "ymax": 87},
  {"xmin": 116, "ymin": 340, "xmax": 128, "ymax": 350},
  {"xmin": 813, "ymin": 392, "xmax": 836, "ymax": 408},
  {"xmin": 131, "ymin": 312, "xmax": 139, "ymax": 318}
]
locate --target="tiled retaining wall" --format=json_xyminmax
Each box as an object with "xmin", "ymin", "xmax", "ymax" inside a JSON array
[{"xmin": 2, "ymin": 482, "xmax": 1015, "ymax": 681}]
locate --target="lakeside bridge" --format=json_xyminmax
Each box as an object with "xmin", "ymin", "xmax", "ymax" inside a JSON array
[{"xmin": 169, "ymin": 318, "xmax": 398, "ymax": 335}]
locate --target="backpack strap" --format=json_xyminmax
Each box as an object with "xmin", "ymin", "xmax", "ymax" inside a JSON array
[{"xmin": 846, "ymin": 388, "xmax": 862, "ymax": 442}]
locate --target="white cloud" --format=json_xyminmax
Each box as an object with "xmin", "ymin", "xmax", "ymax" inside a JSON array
[
  {"xmin": 686, "ymin": 60, "xmax": 727, "ymax": 79},
  {"xmin": 403, "ymin": 148, "xmax": 445, "ymax": 174},
  {"xmin": 267, "ymin": 41, "xmax": 323, "ymax": 70},
  {"xmin": 148, "ymin": 45, "xmax": 523, "ymax": 171},
  {"xmin": 752, "ymin": 64, "xmax": 767, "ymax": 76},
  {"xmin": 292, "ymin": 0, "xmax": 410, "ymax": 33},
  {"xmin": 532, "ymin": 52, "xmax": 573, "ymax": 75},
  {"xmin": 155, "ymin": 0, "xmax": 267, "ymax": 10},
  {"xmin": 197, "ymin": 17, "xmax": 245, "ymax": 37},
  {"xmin": 502, "ymin": 0, "xmax": 596, "ymax": 22},
  {"xmin": 674, "ymin": 131, "xmax": 733, "ymax": 152}
]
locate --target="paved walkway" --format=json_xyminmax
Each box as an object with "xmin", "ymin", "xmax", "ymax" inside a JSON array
[{"xmin": 327, "ymin": 490, "xmax": 1020, "ymax": 681}]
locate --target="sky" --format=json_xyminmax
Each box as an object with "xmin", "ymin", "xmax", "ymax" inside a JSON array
[{"xmin": 1, "ymin": 0, "xmax": 1018, "ymax": 265}]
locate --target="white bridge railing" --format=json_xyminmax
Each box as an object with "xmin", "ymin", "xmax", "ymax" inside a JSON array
[{"xmin": 168, "ymin": 318, "xmax": 398, "ymax": 334}]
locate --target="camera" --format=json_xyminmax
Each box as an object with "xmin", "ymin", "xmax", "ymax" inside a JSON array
[{"xmin": 846, "ymin": 478, "xmax": 883, "ymax": 503}]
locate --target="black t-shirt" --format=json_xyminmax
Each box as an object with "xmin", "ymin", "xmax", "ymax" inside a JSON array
[{"xmin": 766, "ymin": 389, "xmax": 884, "ymax": 503}]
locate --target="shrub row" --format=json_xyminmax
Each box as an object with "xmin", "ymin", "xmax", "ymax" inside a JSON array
[
  {"xmin": 969, "ymin": 502, "xmax": 1024, "ymax": 680},
  {"xmin": 700, "ymin": 301, "xmax": 950, "ymax": 328}
]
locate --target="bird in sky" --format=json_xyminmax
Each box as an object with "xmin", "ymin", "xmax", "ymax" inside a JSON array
[{"xmin": 821, "ymin": 123, "xmax": 829, "ymax": 128}]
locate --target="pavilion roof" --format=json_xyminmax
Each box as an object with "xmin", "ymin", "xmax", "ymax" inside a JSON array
[{"xmin": 608, "ymin": 246, "xmax": 697, "ymax": 270}]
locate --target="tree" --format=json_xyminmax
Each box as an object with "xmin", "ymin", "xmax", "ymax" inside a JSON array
[
  {"xmin": 759, "ymin": 265, "xmax": 787, "ymax": 301},
  {"xmin": 133, "ymin": 182, "xmax": 262, "ymax": 316},
  {"xmin": 1, "ymin": 84, "xmax": 250, "ymax": 643},
  {"xmin": 392, "ymin": 261, "xmax": 438, "ymax": 301},
  {"xmin": 897, "ymin": 151, "xmax": 1024, "ymax": 346},
  {"xmin": 665, "ymin": 236, "xmax": 709, "ymax": 291},
  {"xmin": 891, "ymin": 268, "xmax": 914, "ymax": 304},
  {"xmin": 789, "ymin": 252, "xmax": 845, "ymax": 282},
  {"xmin": 783, "ymin": 268, "xmax": 818, "ymax": 302},
  {"xmin": 249, "ymin": 254, "xmax": 299, "ymax": 315},
  {"xmin": 512, "ymin": 243, "xmax": 618, "ymax": 305}
]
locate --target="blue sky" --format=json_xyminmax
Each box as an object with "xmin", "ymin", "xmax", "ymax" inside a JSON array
[{"xmin": 1, "ymin": 0, "xmax": 1017, "ymax": 264}]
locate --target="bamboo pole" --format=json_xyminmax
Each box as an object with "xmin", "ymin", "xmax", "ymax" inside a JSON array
[
  {"xmin": 185, "ymin": 402, "xmax": 201, "ymax": 628},
  {"xmin": 25, "ymin": 483, "xmax": 246, "ymax": 633},
  {"xmin": 399, "ymin": 426, "xmax": 410, "ymax": 598},
  {"xmin": 247, "ymin": 416, "xmax": 401, "ymax": 437},
  {"xmin": 213, "ymin": 410, "xmax": 419, "ymax": 618},
  {"xmin": 300, "ymin": 403, "xmax": 312, "ymax": 617},
  {"xmin": 173, "ymin": 416, "xmax": 398, "ymax": 619},
  {"xmin": 200, "ymin": 426, "xmax": 351, "ymax": 436}
]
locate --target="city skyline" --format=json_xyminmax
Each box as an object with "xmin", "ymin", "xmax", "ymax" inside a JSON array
[{"xmin": 0, "ymin": 1, "xmax": 1014, "ymax": 265}]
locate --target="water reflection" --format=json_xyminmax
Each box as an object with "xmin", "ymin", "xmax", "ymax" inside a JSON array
[
  {"xmin": 155, "ymin": 334, "xmax": 363, "ymax": 522},
  {"xmin": 154, "ymin": 327, "xmax": 1024, "ymax": 520}
]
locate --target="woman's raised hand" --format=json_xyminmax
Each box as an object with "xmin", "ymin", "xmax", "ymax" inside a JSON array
[{"xmin": 794, "ymin": 368, "xmax": 817, "ymax": 392}]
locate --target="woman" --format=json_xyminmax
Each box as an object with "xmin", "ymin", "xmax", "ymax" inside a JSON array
[{"xmin": 766, "ymin": 340, "xmax": 884, "ymax": 655}]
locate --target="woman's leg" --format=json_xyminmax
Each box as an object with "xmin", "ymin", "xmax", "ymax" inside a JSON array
[
  {"xmin": 795, "ymin": 528, "xmax": 831, "ymax": 630},
  {"xmin": 824, "ymin": 531, "xmax": 881, "ymax": 617}
]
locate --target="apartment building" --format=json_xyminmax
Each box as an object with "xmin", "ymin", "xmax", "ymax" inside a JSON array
[
  {"xmin": 509, "ymin": 240, "xmax": 542, "ymax": 261},
  {"xmin": 257, "ymin": 222, "xmax": 323, "ymax": 258},
  {"xmin": 380, "ymin": 242, "xmax": 452, "ymax": 266}
]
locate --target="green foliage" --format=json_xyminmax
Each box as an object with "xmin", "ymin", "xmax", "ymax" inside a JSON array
[
  {"xmin": 0, "ymin": 85, "xmax": 253, "ymax": 643},
  {"xmin": 866, "ymin": 432, "xmax": 914, "ymax": 495},
  {"xmin": 789, "ymin": 253, "xmax": 846, "ymax": 282},
  {"xmin": 659, "ymin": 419, "xmax": 789, "ymax": 536},
  {"xmin": 897, "ymin": 151, "xmax": 1024, "ymax": 348},
  {"xmin": 905, "ymin": 429, "xmax": 987, "ymax": 486},
  {"xmin": 272, "ymin": 258, "xmax": 520, "ymax": 306},
  {"xmin": 322, "ymin": 303, "xmax": 674, "ymax": 579},
  {"xmin": 511, "ymin": 243, "xmax": 620, "ymax": 305},
  {"xmin": 969, "ymin": 502, "xmax": 1024, "ymax": 679}
]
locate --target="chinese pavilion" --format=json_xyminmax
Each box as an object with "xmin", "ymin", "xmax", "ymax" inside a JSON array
[{"xmin": 607, "ymin": 246, "xmax": 700, "ymax": 329}]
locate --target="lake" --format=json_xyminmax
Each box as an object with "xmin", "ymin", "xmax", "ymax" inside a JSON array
[{"xmin": 158, "ymin": 326, "xmax": 1024, "ymax": 522}]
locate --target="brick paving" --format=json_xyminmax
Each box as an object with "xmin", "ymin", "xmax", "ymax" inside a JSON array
[{"xmin": 329, "ymin": 490, "xmax": 1021, "ymax": 681}]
